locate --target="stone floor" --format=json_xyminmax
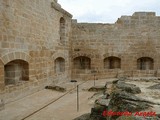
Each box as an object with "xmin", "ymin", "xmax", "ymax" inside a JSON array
[{"xmin": 0, "ymin": 79, "xmax": 110, "ymax": 120}]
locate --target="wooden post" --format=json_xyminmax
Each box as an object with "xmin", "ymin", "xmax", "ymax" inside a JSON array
[{"xmin": 77, "ymin": 85, "xmax": 79, "ymax": 112}]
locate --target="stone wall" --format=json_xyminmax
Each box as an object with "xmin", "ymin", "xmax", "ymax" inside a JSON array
[
  {"xmin": 0, "ymin": 0, "xmax": 72, "ymax": 103},
  {"xmin": 0, "ymin": 0, "xmax": 160, "ymax": 104},
  {"xmin": 71, "ymin": 12, "xmax": 160, "ymax": 79}
]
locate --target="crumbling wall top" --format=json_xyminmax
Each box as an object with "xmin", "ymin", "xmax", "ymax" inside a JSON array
[
  {"xmin": 132, "ymin": 12, "xmax": 155, "ymax": 17},
  {"xmin": 51, "ymin": 1, "xmax": 72, "ymax": 18},
  {"xmin": 115, "ymin": 12, "xmax": 157, "ymax": 25}
]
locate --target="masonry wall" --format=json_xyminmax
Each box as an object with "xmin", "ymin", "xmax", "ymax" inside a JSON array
[
  {"xmin": 0, "ymin": 0, "xmax": 72, "ymax": 103},
  {"xmin": 71, "ymin": 12, "xmax": 160, "ymax": 80},
  {"xmin": 1, "ymin": 0, "xmax": 160, "ymax": 104}
]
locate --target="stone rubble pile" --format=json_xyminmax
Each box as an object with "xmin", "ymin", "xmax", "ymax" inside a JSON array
[{"xmin": 73, "ymin": 78, "xmax": 160, "ymax": 120}]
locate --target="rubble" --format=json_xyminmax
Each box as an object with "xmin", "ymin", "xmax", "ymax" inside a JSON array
[{"xmin": 45, "ymin": 85, "xmax": 66, "ymax": 92}]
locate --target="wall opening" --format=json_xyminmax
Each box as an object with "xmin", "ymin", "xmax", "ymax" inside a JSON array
[
  {"xmin": 60, "ymin": 17, "xmax": 65, "ymax": 44},
  {"xmin": 137, "ymin": 57, "xmax": 154, "ymax": 70},
  {"xmin": 73, "ymin": 56, "xmax": 91, "ymax": 69},
  {"xmin": 4, "ymin": 59, "xmax": 29, "ymax": 85},
  {"xmin": 104, "ymin": 56, "xmax": 121, "ymax": 69},
  {"xmin": 55, "ymin": 57, "xmax": 65, "ymax": 73}
]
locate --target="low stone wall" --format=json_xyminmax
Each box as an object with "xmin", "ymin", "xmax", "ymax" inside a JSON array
[{"xmin": 72, "ymin": 69, "xmax": 157, "ymax": 80}]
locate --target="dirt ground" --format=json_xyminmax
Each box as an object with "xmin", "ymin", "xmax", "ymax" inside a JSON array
[
  {"xmin": 25, "ymin": 79, "xmax": 112, "ymax": 120},
  {"xmin": 125, "ymin": 78, "xmax": 160, "ymax": 113},
  {"xmin": 0, "ymin": 78, "xmax": 160, "ymax": 120}
]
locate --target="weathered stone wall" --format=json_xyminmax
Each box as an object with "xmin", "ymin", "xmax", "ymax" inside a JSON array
[
  {"xmin": 71, "ymin": 12, "xmax": 160, "ymax": 79},
  {"xmin": 0, "ymin": 0, "xmax": 72, "ymax": 103},
  {"xmin": 0, "ymin": 0, "xmax": 160, "ymax": 104}
]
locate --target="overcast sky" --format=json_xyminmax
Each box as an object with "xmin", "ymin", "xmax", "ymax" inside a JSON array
[{"xmin": 58, "ymin": 0, "xmax": 160, "ymax": 23}]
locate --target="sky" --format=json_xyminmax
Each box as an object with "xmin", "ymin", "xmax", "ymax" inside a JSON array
[{"xmin": 58, "ymin": 0, "xmax": 160, "ymax": 23}]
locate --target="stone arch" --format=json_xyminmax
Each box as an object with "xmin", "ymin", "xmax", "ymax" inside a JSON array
[
  {"xmin": 73, "ymin": 56, "xmax": 91, "ymax": 69},
  {"xmin": 54, "ymin": 57, "xmax": 65, "ymax": 73},
  {"xmin": 52, "ymin": 52, "xmax": 67, "ymax": 74},
  {"xmin": 103, "ymin": 53, "xmax": 121, "ymax": 59},
  {"xmin": 52, "ymin": 52, "xmax": 66, "ymax": 61},
  {"xmin": 135, "ymin": 52, "xmax": 155, "ymax": 60},
  {"xmin": 1, "ymin": 52, "xmax": 31, "ymax": 65},
  {"xmin": 60, "ymin": 17, "xmax": 65, "ymax": 44},
  {"xmin": 72, "ymin": 53, "xmax": 94, "ymax": 59},
  {"xmin": 137, "ymin": 57, "xmax": 154, "ymax": 70},
  {"xmin": 4, "ymin": 59, "xmax": 29, "ymax": 85},
  {"xmin": 104, "ymin": 56, "xmax": 121, "ymax": 69},
  {"xmin": 135, "ymin": 52, "xmax": 156, "ymax": 70}
]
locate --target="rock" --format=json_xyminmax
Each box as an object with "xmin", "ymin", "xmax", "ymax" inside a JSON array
[
  {"xmin": 73, "ymin": 112, "xmax": 107, "ymax": 120},
  {"xmin": 157, "ymin": 114, "xmax": 160, "ymax": 118},
  {"xmin": 95, "ymin": 98, "xmax": 110, "ymax": 106},
  {"xmin": 70, "ymin": 80, "xmax": 77, "ymax": 82},
  {"xmin": 107, "ymin": 90, "xmax": 152, "ymax": 120},
  {"xmin": 88, "ymin": 92, "xmax": 110, "ymax": 106},
  {"xmin": 115, "ymin": 81, "xmax": 141, "ymax": 94},
  {"xmin": 89, "ymin": 92, "xmax": 110, "ymax": 120},
  {"xmin": 90, "ymin": 105, "xmax": 107, "ymax": 120},
  {"xmin": 95, "ymin": 93, "xmax": 110, "ymax": 106},
  {"xmin": 45, "ymin": 85, "xmax": 66, "ymax": 92},
  {"xmin": 147, "ymin": 83, "xmax": 160, "ymax": 89},
  {"xmin": 118, "ymin": 77, "xmax": 127, "ymax": 81},
  {"xmin": 112, "ymin": 80, "xmax": 119, "ymax": 84},
  {"xmin": 113, "ymin": 77, "xmax": 126, "ymax": 83},
  {"xmin": 0, "ymin": 99, "xmax": 4, "ymax": 111},
  {"xmin": 88, "ymin": 86, "xmax": 106, "ymax": 92}
]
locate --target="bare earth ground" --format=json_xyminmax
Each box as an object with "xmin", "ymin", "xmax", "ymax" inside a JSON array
[
  {"xmin": 126, "ymin": 78, "xmax": 160, "ymax": 113},
  {"xmin": 0, "ymin": 78, "xmax": 160, "ymax": 120}
]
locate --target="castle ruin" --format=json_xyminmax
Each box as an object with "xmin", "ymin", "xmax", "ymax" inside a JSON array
[{"xmin": 0, "ymin": 0, "xmax": 160, "ymax": 104}]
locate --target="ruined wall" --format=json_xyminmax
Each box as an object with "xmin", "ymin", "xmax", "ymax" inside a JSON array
[
  {"xmin": 71, "ymin": 12, "xmax": 160, "ymax": 79},
  {"xmin": 0, "ymin": 0, "xmax": 72, "ymax": 103},
  {"xmin": 0, "ymin": 0, "xmax": 160, "ymax": 104}
]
